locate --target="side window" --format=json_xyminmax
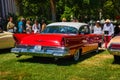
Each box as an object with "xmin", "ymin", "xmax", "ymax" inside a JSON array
[
  {"xmin": 59, "ymin": 27, "xmax": 66, "ymax": 33},
  {"xmin": 67, "ymin": 27, "xmax": 78, "ymax": 34},
  {"xmin": 79, "ymin": 25, "xmax": 90, "ymax": 34}
]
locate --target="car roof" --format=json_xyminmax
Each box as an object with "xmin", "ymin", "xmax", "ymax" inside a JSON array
[{"xmin": 47, "ymin": 22, "xmax": 88, "ymax": 30}]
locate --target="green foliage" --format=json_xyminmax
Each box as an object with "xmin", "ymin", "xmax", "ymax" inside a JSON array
[
  {"xmin": 61, "ymin": 6, "xmax": 73, "ymax": 21},
  {"xmin": 14, "ymin": 0, "xmax": 120, "ymax": 22},
  {"xmin": 103, "ymin": 0, "xmax": 114, "ymax": 19},
  {"xmin": 83, "ymin": 0, "xmax": 90, "ymax": 4},
  {"xmin": 15, "ymin": 0, "xmax": 50, "ymax": 21}
]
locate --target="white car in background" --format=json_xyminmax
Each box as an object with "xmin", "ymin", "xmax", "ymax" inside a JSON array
[{"xmin": 0, "ymin": 31, "xmax": 15, "ymax": 49}]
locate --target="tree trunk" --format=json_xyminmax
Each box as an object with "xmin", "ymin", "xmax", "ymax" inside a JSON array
[
  {"xmin": 14, "ymin": 0, "xmax": 23, "ymax": 16},
  {"xmin": 50, "ymin": 0, "xmax": 56, "ymax": 22}
]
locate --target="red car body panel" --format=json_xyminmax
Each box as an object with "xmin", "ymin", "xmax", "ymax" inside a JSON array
[{"xmin": 14, "ymin": 33, "xmax": 84, "ymax": 48}]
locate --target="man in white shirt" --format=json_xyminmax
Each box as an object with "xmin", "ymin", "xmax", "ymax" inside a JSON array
[{"xmin": 103, "ymin": 19, "xmax": 114, "ymax": 48}]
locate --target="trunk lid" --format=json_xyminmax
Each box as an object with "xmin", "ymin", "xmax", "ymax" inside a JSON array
[{"xmin": 14, "ymin": 33, "xmax": 68, "ymax": 47}]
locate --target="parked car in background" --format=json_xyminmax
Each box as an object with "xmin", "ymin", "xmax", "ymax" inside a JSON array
[
  {"xmin": 0, "ymin": 31, "xmax": 15, "ymax": 49},
  {"xmin": 11, "ymin": 22, "xmax": 102, "ymax": 61},
  {"xmin": 108, "ymin": 35, "xmax": 120, "ymax": 61}
]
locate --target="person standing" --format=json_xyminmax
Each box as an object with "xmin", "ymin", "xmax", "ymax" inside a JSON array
[
  {"xmin": 114, "ymin": 23, "xmax": 120, "ymax": 36},
  {"xmin": 41, "ymin": 20, "xmax": 46, "ymax": 32},
  {"xmin": 32, "ymin": 20, "xmax": 41, "ymax": 33},
  {"xmin": 93, "ymin": 21, "xmax": 102, "ymax": 34},
  {"xmin": 18, "ymin": 17, "xmax": 25, "ymax": 33},
  {"xmin": 26, "ymin": 20, "xmax": 32, "ymax": 34},
  {"xmin": 7, "ymin": 17, "xmax": 16, "ymax": 33},
  {"xmin": 62, "ymin": 18, "xmax": 66, "ymax": 22},
  {"xmin": 93, "ymin": 21, "xmax": 103, "ymax": 47},
  {"xmin": 103, "ymin": 19, "xmax": 114, "ymax": 48}
]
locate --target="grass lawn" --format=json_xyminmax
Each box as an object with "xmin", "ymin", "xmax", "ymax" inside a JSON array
[{"xmin": 0, "ymin": 49, "xmax": 120, "ymax": 80}]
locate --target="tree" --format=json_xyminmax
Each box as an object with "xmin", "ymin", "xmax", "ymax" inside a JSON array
[
  {"xmin": 111, "ymin": 0, "xmax": 120, "ymax": 15},
  {"xmin": 50, "ymin": 0, "xmax": 56, "ymax": 22},
  {"xmin": 14, "ymin": 0, "xmax": 120, "ymax": 22}
]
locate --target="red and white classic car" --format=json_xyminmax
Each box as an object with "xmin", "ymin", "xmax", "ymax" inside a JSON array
[
  {"xmin": 11, "ymin": 22, "xmax": 102, "ymax": 61},
  {"xmin": 108, "ymin": 35, "xmax": 120, "ymax": 62}
]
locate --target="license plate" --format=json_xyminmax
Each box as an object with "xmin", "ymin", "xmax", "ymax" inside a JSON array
[
  {"xmin": 34, "ymin": 46, "xmax": 42, "ymax": 51},
  {"xmin": 37, "ymin": 46, "xmax": 41, "ymax": 50}
]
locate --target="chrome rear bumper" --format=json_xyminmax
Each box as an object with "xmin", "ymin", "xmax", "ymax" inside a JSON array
[{"xmin": 11, "ymin": 47, "xmax": 70, "ymax": 58}]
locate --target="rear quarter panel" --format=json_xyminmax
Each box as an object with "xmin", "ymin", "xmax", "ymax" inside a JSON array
[
  {"xmin": 13, "ymin": 33, "xmax": 33, "ymax": 44},
  {"xmin": 81, "ymin": 34, "xmax": 101, "ymax": 54},
  {"xmin": 63, "ymin": 35, "xmax": 85, "ymax": 55}
]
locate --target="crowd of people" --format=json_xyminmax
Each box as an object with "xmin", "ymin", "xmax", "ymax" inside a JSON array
[
  {"xmin": 92, "ymin": 19, "xmax": 120, "ymax": 48},
  {"xmin": 1, "ymin": 16, "xmax": 120, "ymax": 48},
  {"xmin": 4, "ymin": 17, "xmax": 80, "ymax": 34},
  {"xmin": 6, "ymin": 17, "xmax": 46, "ymax": 34}
]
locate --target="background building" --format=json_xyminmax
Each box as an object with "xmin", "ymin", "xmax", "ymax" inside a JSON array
[{"xmin": 0, "ymin": 0, "xmax": 16, "ymax": 19}]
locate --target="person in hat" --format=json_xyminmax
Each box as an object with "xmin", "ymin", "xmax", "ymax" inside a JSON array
[
  {"xmin": 62, "ymin": 18, "xmax": 66, "ymax": 22},
  {"xmin": 103, "ymin": 19, "xmax": 114, "ymax": 48},
  {"xmin": 93, "ymin": 20, "xmax": 103, "ymax": 47},
  {"xmin": 93, "ymin": 20, "xmax": 102, "ymax": 34}
]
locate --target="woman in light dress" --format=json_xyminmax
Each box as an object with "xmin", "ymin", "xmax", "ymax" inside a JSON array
[
  {"xmin": 26, "ymin": 20, "xmax": 32, "ymax": 34},
  {"xmin": 32, "ymin": 20, "xmax": 41, "ymax": 33}
]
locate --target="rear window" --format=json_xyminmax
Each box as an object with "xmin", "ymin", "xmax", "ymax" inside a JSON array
[{"xmin": 42, "ymin": 26, "xmax": 78, "ymax": 34}]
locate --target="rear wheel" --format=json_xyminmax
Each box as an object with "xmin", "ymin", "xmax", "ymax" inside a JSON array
[
  {"xmin": 95, "ymin": 43, "xmax": 99, "ymax": 53},
  {"xmin": 95, "ymin": 47, "xmax": 99, "ymax": 53},
  {"xmin": 73, "ymin": 49, "xmax": 81, "ymax": 61}
]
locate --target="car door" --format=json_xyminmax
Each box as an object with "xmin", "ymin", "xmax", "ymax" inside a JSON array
[
  {"xmin": 85, "ymin": 34, "xmax": 99, "ymax": 51},
  {"xmin": 79, "ymin": 25, "xmax": 98, "ymax": 54}
]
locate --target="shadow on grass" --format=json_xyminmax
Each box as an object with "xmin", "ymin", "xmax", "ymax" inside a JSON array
[
  {"xmin": 17, "ymin": 50, "xmax": 104, "ymax": 66},
  {"xmin": 112, "ymin": 60, "xmax": 120, "ymax": 65},
  {"xmin": 0, "ymin": 49, "xmax": 11, "ymax": 54}
]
